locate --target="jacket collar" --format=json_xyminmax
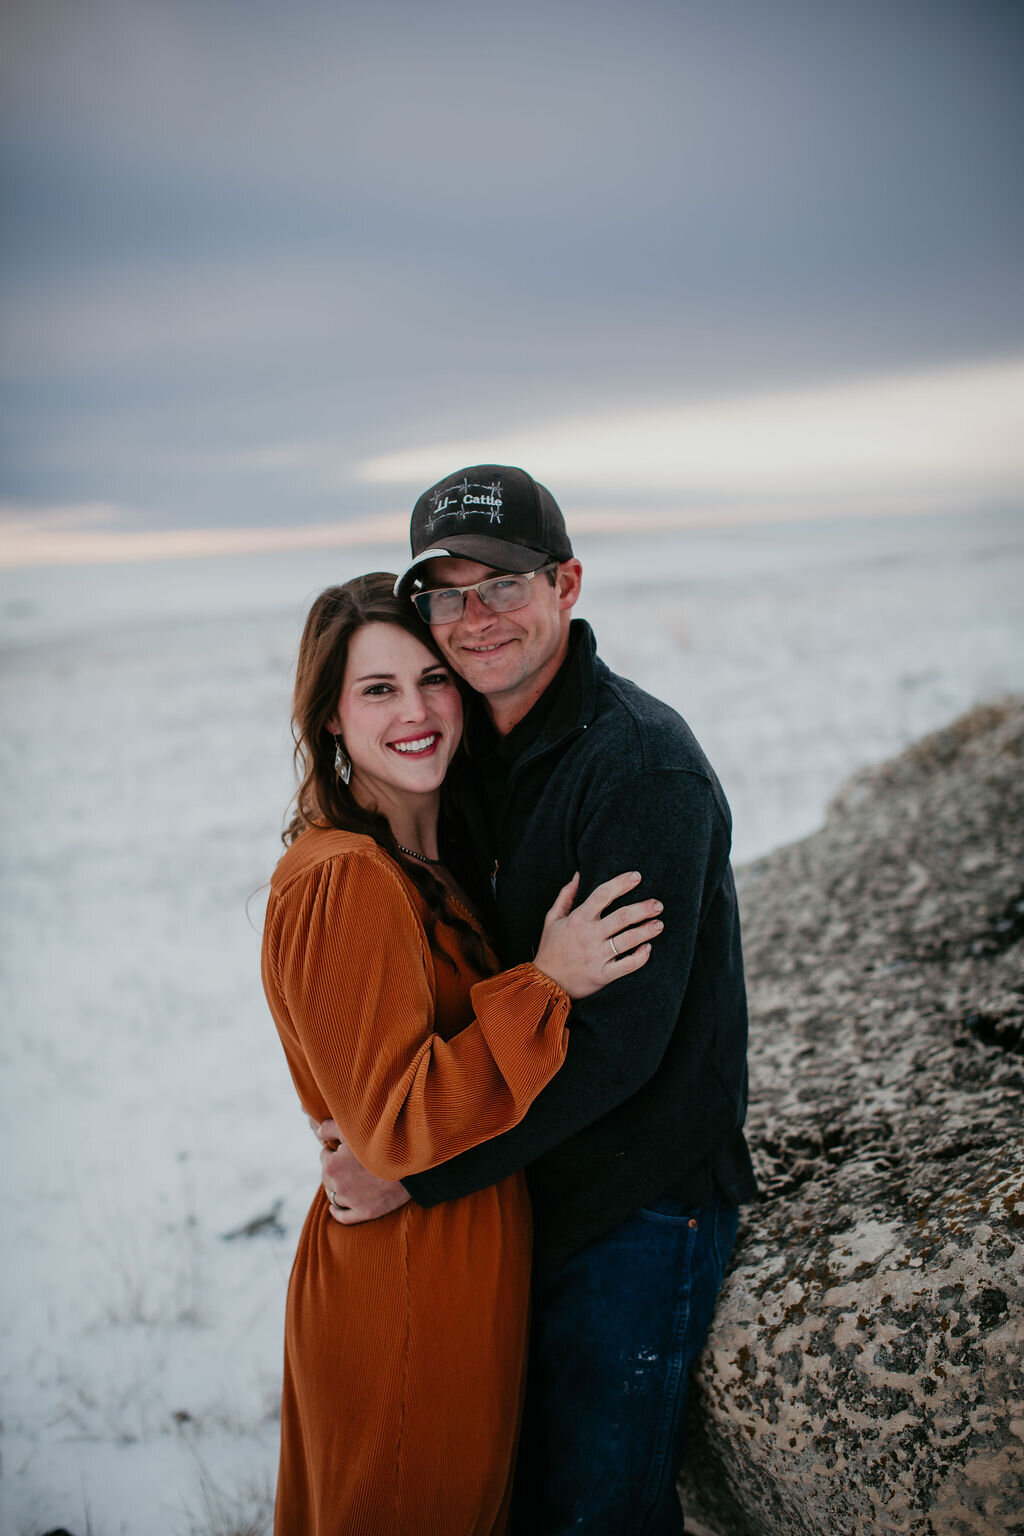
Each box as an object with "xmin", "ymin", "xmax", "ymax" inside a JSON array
[{"xmin": 536, "ymin": 618, "xmax": 599, "ymax": 748}]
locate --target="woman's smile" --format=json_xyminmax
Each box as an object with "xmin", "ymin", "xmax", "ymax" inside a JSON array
[{"xmin": 388, "ymin": 732, "xmax": 441, "ymax": 755}]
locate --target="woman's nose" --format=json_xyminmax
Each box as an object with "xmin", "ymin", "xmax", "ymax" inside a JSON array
[{"xmin": 400, "ymin": 688, "xmax": 430, "ymax": 720}]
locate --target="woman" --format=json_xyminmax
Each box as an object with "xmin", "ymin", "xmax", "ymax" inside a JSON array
[{"xmin": 261, "ymin": 573, "xmax": 662, "ymax": 1536}]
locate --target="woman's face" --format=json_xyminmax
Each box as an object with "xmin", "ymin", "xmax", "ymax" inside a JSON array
[{"xmin": 330, "ymin": 622, "xmax": 464, "ymax": 818}]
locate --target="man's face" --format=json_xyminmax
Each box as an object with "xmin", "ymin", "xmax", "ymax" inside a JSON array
[{"xmin": 416, "ymin": 556, "xmax": 582, "ymax": 728}]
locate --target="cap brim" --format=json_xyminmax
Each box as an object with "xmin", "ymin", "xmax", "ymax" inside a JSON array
[{"xmin": 394, "ymin": 536, "xmax": 551, "ymax": 598}]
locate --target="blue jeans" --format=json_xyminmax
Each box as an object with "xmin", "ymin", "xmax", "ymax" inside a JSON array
[{"xmin": 511, "ymin": 1194, "xmax": 739, "ymax": 1536}]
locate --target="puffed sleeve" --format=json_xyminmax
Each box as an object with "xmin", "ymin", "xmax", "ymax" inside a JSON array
[{"xmin": 261, "ymin": 849, "xmax": 570, "ymax": 1180}]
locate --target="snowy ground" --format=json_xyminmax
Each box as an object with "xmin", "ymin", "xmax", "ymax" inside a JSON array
[{"xmin": 1, "ymin": 506, "xmax": 1022, "ymax": 1535}]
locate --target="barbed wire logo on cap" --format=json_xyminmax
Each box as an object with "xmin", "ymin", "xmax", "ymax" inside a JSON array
[{"xmin": 426, "ymin": 478, "xmax": 503, "ymax": 535}]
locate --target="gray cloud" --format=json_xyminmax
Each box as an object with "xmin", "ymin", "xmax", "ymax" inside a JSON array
[{"xmin": 2, "ymin": 0, "xmax": 1022, "ymax": 528}]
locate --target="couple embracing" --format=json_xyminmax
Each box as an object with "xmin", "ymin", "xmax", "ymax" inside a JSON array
[{"xmin": 261, "ymin": 464, "xmax": 757, "ymax": 1535}]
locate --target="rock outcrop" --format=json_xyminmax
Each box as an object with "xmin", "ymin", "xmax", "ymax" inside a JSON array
[{"xmin": 681, "ymin": 700, "xmax": 1024, "ymax": 1536}]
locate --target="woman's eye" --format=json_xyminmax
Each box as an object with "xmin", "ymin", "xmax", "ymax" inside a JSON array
[
  {"xmin": 363, "ymin": 683, "xmax": 393, "ymax": 696},
  {"xmin": 423, "ymin": 672, "xmax": 450, "ymax": 687}
]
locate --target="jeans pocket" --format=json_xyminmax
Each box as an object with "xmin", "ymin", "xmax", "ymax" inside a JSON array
[
  {"xmin": 638, "ymin": 1194, "xmax": 702, "ymax": 1225},
  {"xmin": 711, "ymin": 1198, "xmax": 740, "ymax": 1272}
]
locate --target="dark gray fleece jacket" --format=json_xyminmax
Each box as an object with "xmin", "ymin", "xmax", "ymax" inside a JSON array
[{"xmin": 404, "ymin": 620, "xmax": 757, "ymax": 1268}]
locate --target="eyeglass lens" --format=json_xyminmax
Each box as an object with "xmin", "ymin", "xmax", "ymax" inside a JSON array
[{"xmin": 415, "ymin": 572, "xmax": 537, "ymax": 623}]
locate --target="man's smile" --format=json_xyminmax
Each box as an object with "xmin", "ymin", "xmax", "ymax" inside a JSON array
[{"xmin": 460, "ymin": 638, "xmax": 516, "ymax": 655}]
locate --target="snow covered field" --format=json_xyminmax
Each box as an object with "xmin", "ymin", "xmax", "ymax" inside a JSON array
[{"xmin": 2, "ymin": 506, "xmax": 1022, "ymax": 1535}]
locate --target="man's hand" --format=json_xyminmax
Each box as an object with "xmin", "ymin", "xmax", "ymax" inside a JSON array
[{"xmin": 314, "ymin": 1118, "xmax": 412, "ymax": 1225}]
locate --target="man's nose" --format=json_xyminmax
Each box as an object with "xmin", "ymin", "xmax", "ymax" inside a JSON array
[{"xmin": 460, "ymin": 589, "xmax": 495, "ymax": 628}]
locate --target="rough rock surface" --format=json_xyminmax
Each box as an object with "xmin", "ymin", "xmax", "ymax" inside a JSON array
[{"xmin": 681, "ymin": 700, "xmax": 1024, "ymax": 1536}]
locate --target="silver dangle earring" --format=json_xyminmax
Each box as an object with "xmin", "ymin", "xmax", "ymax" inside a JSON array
[{"xmin": 333, "ymin": 734, "xmax": 352, "ymax": 786}]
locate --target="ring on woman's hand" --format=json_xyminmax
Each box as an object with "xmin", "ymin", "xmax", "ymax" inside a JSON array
[{"xmin": 608, "ymin": 935, "xmax": 620, "ymax": 958}]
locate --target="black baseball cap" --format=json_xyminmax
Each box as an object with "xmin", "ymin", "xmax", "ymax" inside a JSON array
[{"xmin": 393, "ymin": 465, "xmax": 573, "ymax": 598}]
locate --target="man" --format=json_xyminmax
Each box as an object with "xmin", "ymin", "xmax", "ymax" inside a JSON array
[{"xmin": 321, "ymin": 464, "xmax": 757, "ymax": 1533}]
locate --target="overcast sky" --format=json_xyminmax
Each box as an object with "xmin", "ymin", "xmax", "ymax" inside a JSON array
[{"xmin": 2, "ymin": 0, "xmax": 1022, "ymax": 549}]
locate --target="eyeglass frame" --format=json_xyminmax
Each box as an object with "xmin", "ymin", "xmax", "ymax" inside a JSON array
[{"xmin": 410, "ymin": 562, "xmax": 559, "ymax": 625}]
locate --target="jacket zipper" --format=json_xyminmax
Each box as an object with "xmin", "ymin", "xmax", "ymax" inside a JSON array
[{"xmin": 490, "ymin": 723, "xmax": 586, "ymax": 901}]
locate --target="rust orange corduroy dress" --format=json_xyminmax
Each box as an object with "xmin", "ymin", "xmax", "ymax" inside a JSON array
[{"xmin": 261, "ymin": 827, "xmax": 571, "ymax": 1536}]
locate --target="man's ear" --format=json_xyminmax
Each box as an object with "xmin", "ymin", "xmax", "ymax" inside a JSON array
[{"xmin": 556, "ymin": 558, "xmax": 583, "ymax": 612}]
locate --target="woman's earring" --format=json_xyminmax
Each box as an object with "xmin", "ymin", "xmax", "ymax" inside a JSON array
[{"xmin": 333, "ymin": 735, "xmax": 352, "ymax": 786}]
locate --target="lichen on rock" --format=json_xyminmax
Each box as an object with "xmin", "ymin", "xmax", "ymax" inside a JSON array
[{"xmin": 681, "ymin": 699, "xmax": 1024, "ymax": 1536}]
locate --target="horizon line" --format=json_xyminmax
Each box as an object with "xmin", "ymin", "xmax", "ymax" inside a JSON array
[{"xmin": 0, "ymin": 496, "xmax": 996, "ymax": 571}]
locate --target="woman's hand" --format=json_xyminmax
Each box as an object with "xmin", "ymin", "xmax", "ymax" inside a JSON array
[
  {"xmin": 532, "ymin": 871, "xmax": 663, "ymax": 1000},
  {"xmin": 314, "ymin": 1119, "xmax": 411, "ymax": 1225}
]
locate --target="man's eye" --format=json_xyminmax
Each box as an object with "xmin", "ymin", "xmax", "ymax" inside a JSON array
[{"xmin": 489, "ymin": 579, "xmax": 519, "ymax": 593}]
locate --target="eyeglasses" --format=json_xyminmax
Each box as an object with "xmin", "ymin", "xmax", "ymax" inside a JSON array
[{"xmin": 411, "ymin": 564, "xmax": 557, "ymax": 624}]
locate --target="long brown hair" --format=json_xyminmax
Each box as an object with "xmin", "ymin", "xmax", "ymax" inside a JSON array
[{"xmin": 284, "ymin": 572, "xmax": 483, "ymax": 965}]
